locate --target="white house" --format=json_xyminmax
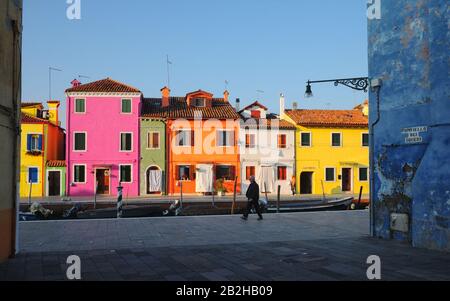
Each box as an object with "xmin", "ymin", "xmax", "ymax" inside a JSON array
[{"xmin": 239, "ymin": 97, "xmax": 296, "ymax": 195}]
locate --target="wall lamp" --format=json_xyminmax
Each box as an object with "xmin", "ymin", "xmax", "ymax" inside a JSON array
[{"xmin": 305, "ymin": 77, "xmax": 370, "ymax": 98}]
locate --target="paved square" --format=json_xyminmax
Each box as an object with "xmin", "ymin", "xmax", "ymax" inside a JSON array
[{"xmin": 1, "ymin": 211, "xmax": 449, "ymax": 281}]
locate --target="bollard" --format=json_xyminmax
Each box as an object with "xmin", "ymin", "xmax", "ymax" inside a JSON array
[{"xmin": 117, "ymin": 183, "xmax": 123, "ymax": 218}]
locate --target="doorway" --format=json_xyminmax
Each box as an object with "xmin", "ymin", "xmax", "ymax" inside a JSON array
[
  {"xmin": 96, "ymin": 169, "xmax": 110, "ymax": 195},
  {"xmin": 300, "ymin": 172, "xmax": 313, "ymax": 194},
  {"xmin": 147, "ymin": 166, "xmax": 162, "ymax": 194},
  {"xmin": 342, "ymin": 168, "xmax": 352, "ymax": 192},
  {"xmin": 47, "ymin": 170, "xmax": 61, "ymax": 196}
]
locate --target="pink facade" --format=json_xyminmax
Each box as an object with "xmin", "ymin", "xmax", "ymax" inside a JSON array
[{"xmin": 65, "ymin": 78, "xmax": 141, "ymax": 197}]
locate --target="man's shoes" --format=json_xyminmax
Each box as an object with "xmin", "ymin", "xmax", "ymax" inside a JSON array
[
  {"xmin": 241, "ymin": 216, "xmax": 248, "ymax": 221},
  {"xmin": 257, "ymin": 216, "xmax": 263, "ymax": 221}
]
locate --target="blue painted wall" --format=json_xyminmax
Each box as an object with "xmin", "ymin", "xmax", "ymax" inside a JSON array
[{"xmin": 368, "ymin": 0, "xmax": 449, "ymax": 251}]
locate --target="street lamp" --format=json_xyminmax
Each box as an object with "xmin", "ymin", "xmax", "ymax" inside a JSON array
[{"xmin": 305, "ymin": 77, "xmax": 369, "ymax": 98}]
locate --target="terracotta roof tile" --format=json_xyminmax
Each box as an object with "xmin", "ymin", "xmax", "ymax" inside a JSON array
[
  {"xmin": 240, "ymin": 113, "xmax": 296, "ymax": 130},
  {"xmin": 21, "ymin": 113, "xmax": 49, "ymax": 124},
  {"xmin": 65, "ymin": 78, "xmax": 141, "ymax": 93},
  {"xmin": 141, "ymin": 97, "xmax": 240, "ymax": 119},
  {"xmin": 239, "ymin": 101, "xmax": 268, "ymax": 112},
  {"xmin": 285, "ymin": 109, "xmax": 368, "ymax": 128},
  {"xmin": 21, "ymin": 102, "xmax": 43, "ymax": 107},
  {"xmin": 47, "ymin": 160, "xmax": 66, "ymax": 167}
]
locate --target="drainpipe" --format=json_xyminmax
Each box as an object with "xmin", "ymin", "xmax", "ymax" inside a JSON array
[{"xmin": 369, "ymin": 79, "xmax": 382, "ymax": 236}]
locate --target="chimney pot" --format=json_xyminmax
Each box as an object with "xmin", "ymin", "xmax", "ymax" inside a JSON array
[
  {"xmin": 223, "ymin": 90, "xmax": 229, "ymax": 102},
  {"xmin": 235, "ymin": 98, "xmax": 240, "ymax": 112},
  {"xmin": 70, "ymin": 79, "xmax": 81, "ymax": 87},
  {"xmin": 161, "ymin": 86, "xmax": 171, "ymax": 108},
  {"xmin": 293, "ymin": 102, "xmax": 298, "ymax": 110}
]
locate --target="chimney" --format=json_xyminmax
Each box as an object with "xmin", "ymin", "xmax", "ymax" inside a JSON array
[
  {"xmin": 292, "ymin": 102, "xmax": 298, "ymax": 110},
  {"xmin": 161, "ymin": 86, "xmax": 171, "ymax": 108},
  {"xmin": 279, "ymin": 93, "xmax": 285, "ymax": 115},
  {"xmin": 47, "ymin": 101, "xmax": 60, "ymax": 125},
  {"xmin": 223, "ymin": 90, "xmax": 229, "ymax": 102},
  {"xmin": 71, "ymin": 79, "xmax": 81, "ymax": 87},
  {"xmin": 235, "ymin": 98, "xmax": 240, "ymax": 112}
]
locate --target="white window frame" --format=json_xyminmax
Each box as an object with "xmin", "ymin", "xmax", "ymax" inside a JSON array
[
  {"xmin": 27, "ymin": 166, "xmax": 40, "ymax": 184},
  {"xmin": 74, "ymin": 98, "xmax": 86, "ymax": 114},
  {"xmin": 300, "ymin": 132, "xmax": 312, "ymax": 147},
  {"xmin": 177, "ymin": 164, "xmax": 192, "ymax": 181},
  {"xmin": 46, "ymin": 169, "xmax": 62, "ymax": 197},
  {"xmin": 324, "ymin": 167, "xmax": 336, "ymax": 182},
  {"xmin": 193, "ymin": 98, "xmax": 206, "ymax": 108},
  {"xmin": 73, "ymin": 164, "xmax": 87, "ymax": 184},
  {"xmin": 121, "ymin": 98, "xmax": 133, "ymax": 114},
  {"xmin": 245, "ymin": 133, "xmax": 256, "ymax": 149},
  {"xmin": 331, "ymin": 132, "xmax": 342, "ymax": 147},
  {"xmin": 147, "ymin": 131, "xmax": 161, "ymax": 150},
  {"xmin": 27, "ymin": 132, "xmax": 43, "ymax": 152},
  {"xmin": 362, "ymin": 132, "xmax": 369, "ymax": 147},
  {"xmin": 119, "ymin": 164, "xmax": 133, "ymax": 183},
  {"xmin": 175, "ymin": 130, "xmax": 193, "ymax": 147},
  {"xmin": 359, "ymin": 167, "xmax": 369, "ymax": 182},
  {"xmin": 73, "ymin": 131, "xmax": 87, "ymax": 152},
  {"xmin": 217, "ymin": 129, "xmax": 235, "ymax": 147},
  {"xmin": 120, "ymin": 132, "xmax": 133, "ymax": 152}
]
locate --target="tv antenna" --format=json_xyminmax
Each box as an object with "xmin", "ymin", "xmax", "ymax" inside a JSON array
[
  {"xmin": 49, "ymin": 67, "xmax": 63, "ymax": 101},
  {"xmin": 166, "ymin": 55, "xmax": 172, "ymax": 88},
  {"xmin": 256, "ymin": 90, "xmax": 265, "ymax": 100}
]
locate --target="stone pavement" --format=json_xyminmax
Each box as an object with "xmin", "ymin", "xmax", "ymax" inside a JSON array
[{"xmin": 1, "ymin": 211, "xmax": 449, "ymax": 281}]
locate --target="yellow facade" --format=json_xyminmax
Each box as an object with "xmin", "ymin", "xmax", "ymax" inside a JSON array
[
  {"xmin": 20, "ymin": 123, "xmax": 45, "ymax": 197},
  {"xmin": 282, "ymin": 108, "xmax": 369, "ymax": 197}
]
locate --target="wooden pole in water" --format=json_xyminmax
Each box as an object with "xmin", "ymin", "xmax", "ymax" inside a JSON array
[
  {"xmin": 358, "ymin": 186, "xmax": 363, "ymax": 208},
  {"xmin": 321, "ymin": 180, "xmax": 326, "ymax": 201},
  {"xmin": 180, "ymin": 180, "xmax": 183, "ymax": 208},
  {"xmin": 28, "ymin": 182, "xmax": 32, "ymax": 207},
  {"xmin": 231, "ymin": 176, "xmax": 238, "ymax": 215},
  {"xmin": 277, "ymin": 185, "xmax": 281, "ymax": 213},
  {"xmin": 264, "ymin": 182, "xmax": 269, "ymax": 204}
]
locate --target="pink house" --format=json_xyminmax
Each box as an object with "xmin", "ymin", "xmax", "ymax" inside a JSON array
[{"xmin": 65, "ymin": 78, "xmax": 142, "ymax": 197}]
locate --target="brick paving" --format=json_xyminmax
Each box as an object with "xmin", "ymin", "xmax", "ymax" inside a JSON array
[{"xmin": 1, "ymin": 211, "xmax": 449, "ymax": 281}]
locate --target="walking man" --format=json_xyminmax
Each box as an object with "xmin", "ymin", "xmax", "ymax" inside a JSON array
[{"xmin": 242, "ymin": 176, "xmax": 263, "ymax": 221}]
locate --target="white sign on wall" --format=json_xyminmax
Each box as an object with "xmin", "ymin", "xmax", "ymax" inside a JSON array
[{"xmin": 402, "ymin": 126, "xmax": 427, "ymax": 144}]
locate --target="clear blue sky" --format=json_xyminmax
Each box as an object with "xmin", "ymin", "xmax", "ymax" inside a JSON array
[{"xmin": 22, "ymin": 0, "xmax": 368, "ymax": 127}]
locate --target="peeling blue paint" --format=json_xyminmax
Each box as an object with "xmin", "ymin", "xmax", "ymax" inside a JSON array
[{"xmin": 368, "ymin": 0, "xmax": 449, "ymax": 251}]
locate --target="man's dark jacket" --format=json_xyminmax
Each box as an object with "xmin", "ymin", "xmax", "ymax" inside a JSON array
[{"xmin": 246, "ymin": 182, "xmax": 260, "ymax": 202}]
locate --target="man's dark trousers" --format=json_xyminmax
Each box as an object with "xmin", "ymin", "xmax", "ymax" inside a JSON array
[{"xmin": 243, "ymin": 199, "xmax": 262, "ymax": 219}]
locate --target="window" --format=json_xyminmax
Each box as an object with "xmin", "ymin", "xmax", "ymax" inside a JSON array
[
  {"xmin": 216, "ymin": 165, "xmax": 236, "ymax": 181},
  {"xmin": 176, "ymin": 130, "xmax": 194, "ymax": 147},
  {"xmin": 251, "ymin": 110, "xmax": 261, "ymax": 119},
  {"xmin": 246, "ymin": 166, "xmax": 256, "ymax": 180},
  {"xmin": 74, "ymin": 132, "xmax": 86, "ymax": 151},
  {"xmin": 359, "ymin": 167, "xmax": 369, "ymax": 181},
  {"xmin": 177, "ymin": 165, "xmax": 193, "ymax": 181},
  {"xmin": 193, "ymin": 98, "xmax": 205, "ymax": 107},
  {"xmin": 332, "ymin": 133, "xmax": 342, "ymax": 147},
  {"xmin": 278, "ymin": 134, "xmax": 287, "ymax": 149},
  {"xmin": 120, "ymin": 165, "xmax": 132, "ymax": 183},
  {"xmin": 362, "ymin": 133, "xmax": 369, "ymax": 147},
  {"xmin": 120, "ymin": 133, "xmax": 133, "ymax": 151},
  {"xmin": 75, "ymin": 99, "xmax": 85, "ymax": 113},
  {"xmin": 147, "ymin": 132, "xmax": 160, "ymax": 149},
  {"xmin": 27, "ymin": 134, "xmax": 43, "ymax": 151},
  {"xmin": 301, "ymin": 132, "xmax": 311, "ymax": 147},
  {"xmin": 277, "ymin": 166, "xmax": 287, "ymax": 181},
  {"xmin": 28, "ymin": 167, "xmax": 39, "ymax": 184},
  {"xmin": 245, "ymin": 134, "xmax": 256, "ymax": 148},
  {"xmin": 121, "ymin": 99, "xmax": 132, "ymax": 113},
  {"xmin": 217, "ymin": 130, "xmax": 235, "ymax": 147},
  {"xmin": 325, "ymin": 168, "xmax": 336, "ymax": 182},
  {"xmin": 73, "ymin": 165, "xmax": 86, "ymax": 183}
]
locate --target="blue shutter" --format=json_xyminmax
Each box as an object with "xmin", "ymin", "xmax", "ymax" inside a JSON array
[
  {"xmin": 29, "ymin": 168, "xmax": 38, "ymax": 183},
  {"xmin": 27, "ymin": 134, "xmax": 32, "ymax": 151},
  {"xmin": 38, "ymin": 135, "xmax": 43, "ymax": 151}
]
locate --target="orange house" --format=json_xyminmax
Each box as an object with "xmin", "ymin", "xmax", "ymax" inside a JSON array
[{"xmin": 141, "ymin": 88, "xmax": 241, "ymax": 195}]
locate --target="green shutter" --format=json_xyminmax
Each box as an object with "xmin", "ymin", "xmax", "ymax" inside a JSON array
[{"xmin": 122, "ymin": 99, "xmax": 132, "ymax": 113}]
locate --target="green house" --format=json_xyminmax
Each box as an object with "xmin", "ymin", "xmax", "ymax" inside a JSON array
[{"xmin": 140, "ymin": 118, "xmax": 166, "ymax": 195}]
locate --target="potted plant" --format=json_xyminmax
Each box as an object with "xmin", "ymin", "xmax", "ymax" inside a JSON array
[{"xmin": 215, "ymin": 178, "xmax": 226, "ymax": 197}]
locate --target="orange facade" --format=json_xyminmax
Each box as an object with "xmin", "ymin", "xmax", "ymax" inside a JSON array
[{"xmin": 167, "ymin": 118, "xmax": 241, "ymax": 195}]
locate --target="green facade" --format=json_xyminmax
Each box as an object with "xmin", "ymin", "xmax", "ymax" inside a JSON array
[
  {"xmin": 46, "ymin": 167, "xmax": 66, "ymax": 197},
  {"xmin": 140, "ymin": 119, "xmax": 166, "ymax": 195}
]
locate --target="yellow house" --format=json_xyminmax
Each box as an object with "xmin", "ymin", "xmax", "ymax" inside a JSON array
[
  {"xmin": 281, "ymin": 101, "xmax": 369, "ymax": 196},
  {"xmin": 20, "ymin": 102, "xmax": 65, "ymax": 198}
]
